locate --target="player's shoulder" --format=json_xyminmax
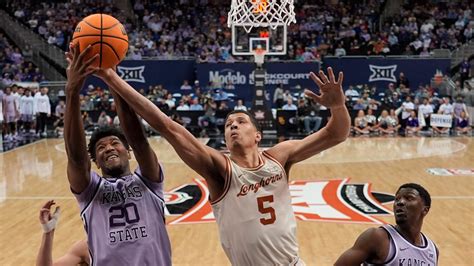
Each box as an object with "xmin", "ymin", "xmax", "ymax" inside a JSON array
[{"xmin": 359, "ymin": 227, "xmax": 390, "ymax": 245}]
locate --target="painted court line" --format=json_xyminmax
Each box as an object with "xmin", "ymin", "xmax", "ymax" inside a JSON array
[
  {"xmin": 431, "ymin": 196, "xmax": 474, "ymax": 199},
  {"xmin": 1, "ymin": 196, "xmax": 75, "ymax": 200}
]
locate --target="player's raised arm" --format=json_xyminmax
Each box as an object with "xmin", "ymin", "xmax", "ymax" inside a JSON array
[
  {"xmin": 64, "ymin": 43, "xmax": 98, "ymax": 193},
  {"xmin": 97, "ymin": 69, "xmax": 227, "ymax": 199},
  {"xmin": 36, "ymin": 200, "xmax": 89, "ymax": 266},
  {"xmin": 95, "ymin": 70, "xmax": 161, "ymax": 182},
  {"xmin": 266, "ymin": 67, "xmax": 350, "ymax": 169}
]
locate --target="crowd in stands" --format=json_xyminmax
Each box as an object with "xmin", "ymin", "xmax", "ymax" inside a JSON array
[
  {"xmin": 0, "ymin": 30, "xmax": 45, "ymax": 88},
  {"xmin": 343, "ymin": 72, "xmax": 473, "ymax": 136},
  {"xmin": 2, "ymin": 71, "xmax": 472, "ymax": 143},
  {"xmin": 4, "ymin": 0, "xmax": 473, "ymax": 61}
]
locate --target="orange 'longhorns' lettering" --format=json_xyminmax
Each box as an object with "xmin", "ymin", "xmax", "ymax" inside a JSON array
[{"xmin": 237, "ymin": 173, "xmax": 283, "ymax": 197}]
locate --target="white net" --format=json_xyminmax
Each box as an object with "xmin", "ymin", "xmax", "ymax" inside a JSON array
[{"xmin": 228, "ymin": 0, "xmax": 296, "ymax": 33}]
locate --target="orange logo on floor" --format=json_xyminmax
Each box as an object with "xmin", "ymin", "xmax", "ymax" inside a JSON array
[{"xmin": 164, "ymin": 178, "xmax": 394, "ymax": 225}]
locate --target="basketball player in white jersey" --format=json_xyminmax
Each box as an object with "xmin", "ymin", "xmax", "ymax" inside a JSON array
[
  {"xmin": 36, "ymin": 200, "xmax": 90, "ymax": 266},
  {"xmin": 95, "ymin": 66, "xmax": 350, "ymax": 265},
  {"xmin": 335, "ymin": 183, "xmax": 439, "ymax": 266}
]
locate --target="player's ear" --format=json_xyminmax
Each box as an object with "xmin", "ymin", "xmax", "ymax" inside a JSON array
[
  {"xmin": 422, "ymin": 206, "xmax": 430, "ymax": 216},
  {"xmin": 255, "ymin": 131, "xmax": 262, "ymax": 143}
]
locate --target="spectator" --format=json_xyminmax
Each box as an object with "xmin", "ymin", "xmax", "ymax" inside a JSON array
[
  {"xmin": 418, "ymin": 98, "xmax": 434, "ymax": 130},
  {"xmin": 459, "ymin": 58, "xmax": 471, "ymax": 88},
  {"xmin": 345, "ymin": 85, "xmax": 360, "ymax": 102},
  {"xmin": 34, "ymin": 87, "xmax": 51, "ymax": 137},
  {"xmin": 55, "ymin": 100, "xmax": 66, "ymax": 118},
  {"xmin": 176, "ymin": 100, "xmax": 190, "ymax": 111},
  {"xmin": 97, "ymin": 111, "xmax": 112, "ymax": 127},
  {"xmin": 234, "ymin": 99, "xmax": 247, "ymax": 111},
  {"xmin": 400, "ymin": 96, "xmax": 415, "ymax": 129},
  {"xmin": 180, "ymin": 80, "xmax": 192, "ymax": 90},
  {"xmin": 297, "ymin": 99, "xmax": 322, "ymax": 134},
  {"xmin": 19, "ymin": 88, "xmax": 34, "ymax": 134},
  {"xmin": 273, "ymin": 85, "xmax": 285, "ymax": 108},
  {"xmin": 455, "ymin": 111, "xmax": 471, "ymax": 135},
  {"xmin": 353, "ymin": 110, "xmax": 370, "ymax": 135},
  {"xmin": 396, "ymin": 72, "xmax": 410, "ymax": 89},
  {"xmin": 377, "ymin": 110, "xmax": 395, "ymax": 135},
  {"xmin": 282, "ymin": 98, "xmax": 297, "ymax": 110},
  {"xmin": 406, "ymin": 110, "xmax": 421, "ymax": 135},
  {"xmin": 189, "ymin": 97, "xmax": 204, "ymax": 111}
]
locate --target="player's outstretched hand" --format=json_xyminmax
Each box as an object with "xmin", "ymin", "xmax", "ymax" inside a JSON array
[
  {"xmin": 39, "ymin": 200, "xmax": 61, "ymax": 233},
  {"xmin": 304, "ymin": 67, "xmax": 345, "ymax": 109},
  {"xmin": 65, "ymin": 43, "xmax": 99, "ymax": 93}
]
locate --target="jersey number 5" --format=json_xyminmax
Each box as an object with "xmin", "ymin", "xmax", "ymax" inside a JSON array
[{"xmin": 257, "ymin": 195, "xmax": 276, "ymax": 225}]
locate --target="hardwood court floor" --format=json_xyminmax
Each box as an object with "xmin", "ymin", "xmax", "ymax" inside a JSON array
[{"xmin": 0, "ymin": 137, "xmax": 473, "ymax": 265}]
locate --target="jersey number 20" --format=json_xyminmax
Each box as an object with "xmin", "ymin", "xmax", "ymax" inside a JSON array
[
  {"xmin": 257, "ymin": 195, "xmax": 276, "ymax": 225},
  {"xmin": 109, "ymin": 203, "xmax": 140, "ymax": 227}
]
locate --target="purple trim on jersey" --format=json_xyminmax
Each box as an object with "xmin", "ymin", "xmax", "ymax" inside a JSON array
[{"xmin": 73, "ymin": 173, "xmax": 103, "ymax": 217}]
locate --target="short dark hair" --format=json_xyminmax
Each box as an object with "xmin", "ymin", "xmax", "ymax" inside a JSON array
[
  {"xmin": 225, "ymin": 110, "xmax": 261, "ymax": 132},
  {"xmin": 397, "ymin": 183, "xmax": 431, "ymax": 207},
  {"xmin": 88, "ymin": 126, "xmax": 129, "ymax": 161}
]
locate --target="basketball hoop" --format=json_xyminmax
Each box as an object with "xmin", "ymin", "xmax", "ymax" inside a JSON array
[
  {"xmin": 228, "ymin": 0, "xmax": 296, "ymax": 33},
  {"xmin": 253, "ymin": 47, "xmax": 266, "ymax": 66}
]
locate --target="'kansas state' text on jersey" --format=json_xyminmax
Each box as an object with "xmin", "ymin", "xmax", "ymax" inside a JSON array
[{"xmin": 74, "ymin": 167, "xmax": 171, "ymax": 266}]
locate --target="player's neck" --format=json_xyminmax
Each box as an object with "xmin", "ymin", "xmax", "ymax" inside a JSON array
[
  {"xmin": 230, "ymin": 149, "xmax": 261, "ymax": 169},
  {"xmin": 395, "ymin": 223, "xmax": 423, "ymax": 246},
  {"xmin": 101, "ymin": 168, "xmax": 132, "ymax": 179}
]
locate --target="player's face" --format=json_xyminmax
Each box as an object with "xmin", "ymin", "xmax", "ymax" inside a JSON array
[
  {"xmin": 224, "ymin": 113, "xmax": 261, "ymax": 150},
  {"xmin": 94, "ymin": 136, "xmax": 131, "ymax": 177},
  {"xmin": 394, "ymin": 188, "xmax": 428, "ymax": 226}
]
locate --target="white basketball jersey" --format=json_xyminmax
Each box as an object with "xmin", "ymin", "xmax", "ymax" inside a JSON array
[
  {"xmin": 211, "ymin": 151, "xmax": 300, "ymax": 266},
  {"xmin": 365, "ymin": 224, "xmax": 438, "ymax": 266}
]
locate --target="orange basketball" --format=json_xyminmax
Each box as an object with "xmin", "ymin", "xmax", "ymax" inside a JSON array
[{"xmin": 72, "ymin": 14, "xmax": 128, "ymax": 69}]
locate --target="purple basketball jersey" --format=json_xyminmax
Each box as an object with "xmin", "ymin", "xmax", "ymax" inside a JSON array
[{"xmin": 74, "ymin": 167, "xmax": 171, "ymax": 265}]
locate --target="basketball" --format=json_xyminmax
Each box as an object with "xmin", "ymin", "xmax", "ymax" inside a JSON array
[{"xmin": 72, "ymin": 14, "xmax": 128, "ymax": 69}]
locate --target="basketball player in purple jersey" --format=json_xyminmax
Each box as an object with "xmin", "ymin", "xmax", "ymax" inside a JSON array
[
  {"xmin": 64, "ymin": 43, "xmax": 171, "ymax": 265},
  {"xmin": 95, "ymin": 66, "xmax": 350, "ymax": 265},
  {"xmin": 335, "ymin": 183, "xmax": 439, "ymax": 266}
]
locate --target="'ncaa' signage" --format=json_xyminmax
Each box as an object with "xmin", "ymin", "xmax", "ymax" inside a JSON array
[{"xmin": 325, "ymin": 58, "xmax": 451, "ymax": 89}]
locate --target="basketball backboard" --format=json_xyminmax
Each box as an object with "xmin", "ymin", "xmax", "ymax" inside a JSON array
[{"xmin": 231, "ymin": 24, "xmax": 287, "ymax": 55}]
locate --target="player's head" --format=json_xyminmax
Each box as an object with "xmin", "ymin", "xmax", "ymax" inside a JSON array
[
  {"xmin": 394, "ymin": 183, "xmax": 431, "ymax": 226},
  {"xmin": 224, "ymin": 110, "xmax": 261, "ymax": 150},
  {"xmin": 88, "ymin": 126, "xmax": 131, "ymax": 177}
]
